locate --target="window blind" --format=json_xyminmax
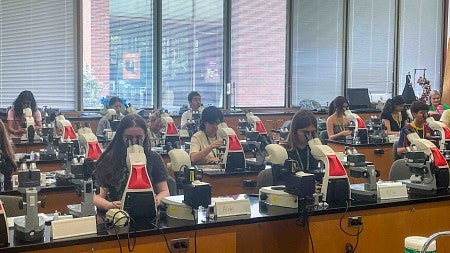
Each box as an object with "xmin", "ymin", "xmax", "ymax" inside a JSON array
[
  {"xmin": 347, "ymin": 0, "xmax": 395, "ymax": 102},
  {"xmin": 291, "ymin": 0, "xmax": 344, "ymax": 106},
  {"xmin": 397, "ymin": 0, "xmax": 443, "ymax": 96},
  {"xmin": 0, "ymin": 0, "xmax": 75, "ymax": 110}
]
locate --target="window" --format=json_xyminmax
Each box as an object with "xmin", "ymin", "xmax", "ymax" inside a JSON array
[
  {"xmin": 0, "ymin": 0, "xmax": 75, "ymax": 109},
  {"xmin": 161, "ymin": 0, "xmax": 224, "ymax": 112},
  {"xmin": 347, "ymin": 0, "xmax": 395, "ymax": 102},
  {"xmin": 397, "ymin": 0, "xmax": 444, "ymax": 99},
  {"xmin": 291, "ymin": 0, "xmax": 344, "ymax": 106},
  {"xmin": 83, "ymin": 0, "xmax": 154, "ymax": 109},
  {"xmin": 230, "ymin": 0, "xmax": 286, "ymax": 107}
]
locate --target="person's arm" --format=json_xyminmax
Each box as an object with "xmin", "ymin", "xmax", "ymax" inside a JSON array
[
  {"xmin": 6, "ymin": 109, "xmax": 24, "ymax": 136},
  {"xmin": 382, "ymin": 119, "xmax": 399, "ymax": 136},
  {"xmin": 190, "ymin": 134, "xmax": 222, "ymax": 164},
  {"xmin": 396, "ymin": 129, "xmax": 407, "ymax": 156},
  {"xmin": 326, "ymin": 117, "xmax": 351, "ymax": 141},
  {"xmin": 154, "ymin": 181, "xmax": 169, "ymax": 206},
  {"xmin": 180, "ymin": 111, "xmax": 190, "ymax": 129},
  {"xmin": 93, "ymin": 187, "xmax": 121, "ymax": 211},
  {"xmin": 33, "ymin": 110, "xmax": 42, "ymax": 131}
]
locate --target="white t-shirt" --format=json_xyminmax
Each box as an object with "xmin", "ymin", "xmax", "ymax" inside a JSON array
[
  {"xmin": 190, "ymin": 130, "xmax": 219, "ymax": 164},
  {"xmin": 180, "ymin": 107, "xmax": 203, "ymax": 128}
]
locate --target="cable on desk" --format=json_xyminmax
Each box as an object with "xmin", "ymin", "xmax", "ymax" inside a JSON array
[
  {"xmin": 150, "ymin": 218, "xmax": 173, "ymax": 253},
  {"xmin": 339, "ymin": 201, "xmax": 364, "ymax": 252}
]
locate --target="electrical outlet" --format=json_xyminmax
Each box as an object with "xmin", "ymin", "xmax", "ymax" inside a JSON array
[
  {"xmin": 347, "ymin": 216, "xmax": 362, "ymax": 227},
  {"xmin": 170, "ymin": 238, "xmax": 189, "ymax": 252}
]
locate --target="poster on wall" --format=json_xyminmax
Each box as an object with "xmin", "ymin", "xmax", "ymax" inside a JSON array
[{"xmin": 123, "ymin": 52, "xmax": 140, "ymax": 80}]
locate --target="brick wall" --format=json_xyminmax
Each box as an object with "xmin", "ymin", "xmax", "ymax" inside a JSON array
[{"xmin": 83, "ymin": 0, "xmax": 110, "ymax": 97}]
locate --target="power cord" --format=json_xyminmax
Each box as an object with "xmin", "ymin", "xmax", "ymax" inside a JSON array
[
  {"xmin": 150, "ymin": 218, "xmax": 173, "ymax": 253},
  {"xmin": 339, "ymin": 201, "xmax": 364, "ymax": 253}
]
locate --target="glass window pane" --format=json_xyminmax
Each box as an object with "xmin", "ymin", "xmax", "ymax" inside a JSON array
[
  {"xmin": 161, "ymin": 0, "xmax": 224, "ymax": 112},
  {"xmin": 291, "ymin": 0, "xmax": 344, "ymax": 106},
  {"xmin": 83, "ymin": 0, "xmax": 154, "ymax": 109},
  {"xmin": 347, "ymin": 0, "xmax": 395, "ymax": 101},
  {"xmin": 0, "ymin": 0, "xmax": 75, "ymax": 109},
  {"xmin": 397, "ymin": 0, "xmax": 443, "ymax": 101},
  {"xmin": 231, "ymin": 0, "xmax": 286, "ymax": 107}
]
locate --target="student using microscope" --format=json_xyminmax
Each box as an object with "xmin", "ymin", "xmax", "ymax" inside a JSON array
[
  {"xmin": 326, "ymin": 96, "xmax": 352, "ymax": 141},
  {"xmin": 93, "ymin": 114, "xmax": 169, "ymax": 211},
  {"xmin": 380, "ymin": 95, "xmax": 408, "ymax": 136},
  {"xmin": 257, "ymin": 110, "xmax": 319, "ymax": 189},
  {"xmin": 396, "ymin": 101, "xmax": 434, "ymax": 157},
  {"xmin": 147, "ymin": 109, "xmax": 164, "ymax": 147},
  {"xmin": 180, "ymin": 91, "xmax": 203, "ymax": 129},
  {"xmin": 96, "ymin": 97, "xmax": 125, "ymax": 136},
  {"xmin": 7, "ymin": 90, "xmax": 42, "ymax": 138},
  {"xmin": 189, "ymin": 106, "xmax": 224, "ymax": 165}
]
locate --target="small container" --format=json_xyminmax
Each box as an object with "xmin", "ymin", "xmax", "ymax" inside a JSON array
[{"xmin": 404, "ymin": 236, "xmax": 436, "ymax": 253}]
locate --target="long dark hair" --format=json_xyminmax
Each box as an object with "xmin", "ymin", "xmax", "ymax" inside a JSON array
[
  {"xmin": 328, "ymin": 96, "xmax": 348, "ymax": 116},
  {"xmin": 0, "ymin": 119, "xmax": 17, "ymax": 170},
  {"xmin": 13, "ymin": 90, "xmax": 37, "ymax": 118},
  {"xmin": 381, "ymin": 95, "xmax": 404, "ymax": 115},
  {"xmin": 95, "ymin": 114, "xmax": 151, "ymax": 187},
  {"xmin": 287, "ymin": 110, "xmax": 317, "ymax": 150}
]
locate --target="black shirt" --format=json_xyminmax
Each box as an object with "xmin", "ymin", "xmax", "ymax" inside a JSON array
[
  {"xmin": 380, "ymin": 110, "xmax": 408, "ymax": 132},
  {"xmin": 287, "ymin": 146, "xmax": 319, "ymax": 173}
]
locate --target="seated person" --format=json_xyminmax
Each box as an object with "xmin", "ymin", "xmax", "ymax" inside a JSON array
[
  {"xmin": 147, "ymin": 110, "xmax": 164, "ymax": 147},
  {"xmin": 190, "ymin": 106, "xmax": 224, "ymax": 165},
  {"xmin": 181, "ymin": 91, "xmax": 203, "ymax": 129},
  {"xmin": 7, "ymin": 90, "xmax": 42, "ymax": 138},
  {"xmin": 257, "ymin": 110, "xmax": 319, "ymax": 189},
  {"xmin": 93, "ymin": 114, "xmax": 170, "ymax": 211},
  {"xmin": 326, "ymin": 96, "xmax": 352, "ymax": 141},
  {"xmin": 380, "ymin": 95, "xmax": 408, "ymax": 136},
  {"xmin": 96, "ymin": 97, "xmax": 125, "ymax": 136},
  {"xmin": 428, "ymin": 90, "xmax": 449, "ymax": 116},
  {"xmin": 0, "ymin": 119, "xmax": 18, "ymax": 191},
  {"xmin": 397, "ymin": 101, "xmax": 433, "ymax": 157}
]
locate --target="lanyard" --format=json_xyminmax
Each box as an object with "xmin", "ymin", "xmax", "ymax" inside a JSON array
[
  {"xmin": 295, "ymin": 147, "xmax": 309, "ymax": 172},
  {"xmin": 205, "ymin": 131, "xmax": 217, "ymax": 158}
]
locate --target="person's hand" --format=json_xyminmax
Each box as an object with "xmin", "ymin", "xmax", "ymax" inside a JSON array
[
  {"xmin": 340, "ymin": 130, "xmax": 352, "ymax": 137},
  {"xmin": 16, "ymin": 128, "xmax": 26, "ymax": 136},
  {"xmin": 209, "ymin": 139, "xmax": 223, "ymax": 149},
  {"xmin": 207, "ymin": 157, "xmax": 221, "ymax": 164},
  {"xmin": 110, "ymin": 201, "xmax": 121, "ymax": 209}
]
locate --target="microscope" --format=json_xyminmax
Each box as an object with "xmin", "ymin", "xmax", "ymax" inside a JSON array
[
  {"xmin": 55, "ymin": 115, "xmax": 77, "ymax": 141},
  {"xmin": 184, "ymin": 110, "xmax": 202, "ymax": 138},
  {"xmin": 347, "ymin": 150, "xmax": 380, "ymax": 203},
  {"xmin": 367, "ymin": 116, "xmax": 388, "ymax": 144},
  {"xmin": 426, "ymin": 117, "xmax": 450, "ymax": 154},
  {"xmin": 161, "ymin": 115, "xmax": 181, "ymax": 152},
  {"xmin": 217, "ymin": 127, "xmax": 246, "ymax": 172},
  {"xmin": 344, "ymin": 110, "xmax": 368, "ymax": 144},
  {"xmin": 163, "ymin": 149, "xmax": 211, "ymax": 210},
  {"xmin": 20, "ymin": 107, "xmax": 42, "ymax": 143},
  {"xmin": 259, "ymin": 144, "xmax": 315, "ymax": 209},
  {"xmin": 66, "ymin": 158, "xmax": 96, "ymax": 217},
  {"xmin": 117, "ymin": 138, "xmax": 157, "ymax": 222},
  {"xmin": 307, "ymin": 133, "xmax": 350, "ymax": 206},
  {"xmin": 55, "ymin": 140, "xmax": 79, "ymax": 186},
  {"xmin": 404, "ymin": 129, "xmax": 449, "ymax": 196},
  {"xmin": 242, "ymin": 112, "xmax": 272, "ymax": 170},
  {"xmin": 78, "ymin": 123, "xmax": 102, "ymax": 161},
  {"xmin": 13, "ymin": 163, "xmax": 45, "ymax": 242},
  {"xmin": 106, "ymin": 108, "xmax": 121, "ymax": 135}
]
